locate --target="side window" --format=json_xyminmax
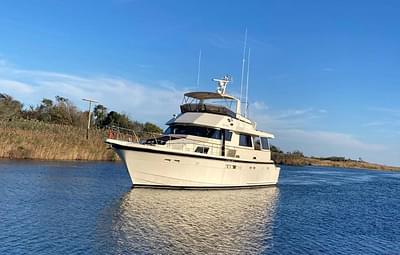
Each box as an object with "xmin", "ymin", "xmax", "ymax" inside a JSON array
[
  {"xmin": 254, "ymin": 137, "xmax": 261, "ymax": 150},
  {"xmin": 207, "ymin": 128, "xmax": 221, "ymax": 139},
  {"xmin": 224, "ymin": 130, "xmax": 233, "ymax": 141},
  {"xmin": 239, "ymin": 134, "xmax": 253, "ymax": 147},
  {"xmin": 261, "ymin": 137, "xmax": 270, "ymax": 150}
]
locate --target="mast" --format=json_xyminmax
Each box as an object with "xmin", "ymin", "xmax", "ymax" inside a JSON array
[
  {"xmin": 196, "ymin": 49, "xmax": 202, "ymax": 88},
  {"xmin": 239, "ymin": 28, "xmax": 248, "ymax": 104},
  {"xmin": 245, "ymin": 48, "xmax": 251, "ymax": 117}
]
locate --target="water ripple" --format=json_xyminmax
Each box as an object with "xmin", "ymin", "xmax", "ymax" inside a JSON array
[{"xmin": 1, "ymin": 161, "xmax": 400, "ymax": 254}]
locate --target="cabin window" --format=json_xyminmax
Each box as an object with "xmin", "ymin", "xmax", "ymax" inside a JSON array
[
  {"xmin": 254, "ymin": 137, "xmax": 261, "ymax": 150},
  {"xmin": 164, "ymin": 125, "xmax": 221, "ymax": 140},
  {"xmin": 195, "ymin": 146, "xmax": 209, "ymax": 154},
  {"xmin": 223, "ymin": 130, "xmax": 233, "ymax": 141},
  {"xmin": 261, "ymin": 137, "xmax": 270, "ymax": 150},
  {"xmin": 239, "ymin": 134, "xmax": 253, "ymax": 147}
]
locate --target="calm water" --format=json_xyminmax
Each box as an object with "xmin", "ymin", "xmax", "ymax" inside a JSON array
[{"xmin": 1, "ymin": 160, "xmax": 400, "ymax": 254}]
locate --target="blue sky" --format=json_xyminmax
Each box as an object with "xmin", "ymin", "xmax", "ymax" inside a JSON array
[{"xmin": 0, "ymin": 0, "xmax": 399, "ymax": 165}]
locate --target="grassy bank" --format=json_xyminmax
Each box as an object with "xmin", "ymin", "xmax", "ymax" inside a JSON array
[
  {"xmin": 272, "ymin": 152, "xmax": 400, "ymax": 171},
  {"xmin": 0, "ymin": 119, "xmax": 116, "ymax": 161}
]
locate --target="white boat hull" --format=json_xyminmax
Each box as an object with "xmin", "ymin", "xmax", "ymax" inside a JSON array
[{"xmin": 108, "ymin": 139, "xmax": 280, "ymax": 188}]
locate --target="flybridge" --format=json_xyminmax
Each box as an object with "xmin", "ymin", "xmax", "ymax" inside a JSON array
[{"xmin": 180, "ymin": 76, "xmax": 243, "ymax": 119}]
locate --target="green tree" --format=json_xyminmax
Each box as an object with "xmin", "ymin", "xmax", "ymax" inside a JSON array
[
  {"xmin": 0, "ymin": 93, "xmax": 23, "ymax": 119},
  {"xmin": 270, "ymin": 145, "xmax": 283, "ymax": 153},
  {"xmin": 51, "ymin": 96, "xmax": 83, "ymax": 126},
  {"xmin": 93, "ymin": 104, "xmax": 108, "ymax": 127},
  {"xmin": 291, "ymin": 150, "xmax": 304, "ymax": 157},
  {"xmin": 103, "ymin": 111, "xmax": 132, "ymax": 129},
  {"xmin": 37, "ymin": 98, "xmax": 54, "ymax": 122},
  {"xmin": 143, "ymin": 122, "xmax": 163, "ymax": 134},
  {"xmin": 30, "ymin": 96, "xmax": 85, "ymax": 127}
]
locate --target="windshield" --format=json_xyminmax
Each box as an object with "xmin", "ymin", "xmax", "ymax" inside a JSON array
[
  {"xmin": 261, "ymin": 137, "xmax": 270, "ymax": 150},
  {"xmin": 183, "ymin": 96, "xmax": 237, "ymax": 113},
  {"xmin": 165, "ymin": 125, "xmax": 233, "ymax": 141},
  {"xmin": 164, "ymin": 125, "xmax": 221, "ymax": 140}
]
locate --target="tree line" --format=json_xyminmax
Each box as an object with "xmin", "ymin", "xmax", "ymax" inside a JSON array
[
  {"xmin": 270, "ymin": 144, "xmax": 362, "ymax": 164},
  {"xmin": 0, "ymin": 93, "xmax": 163, "ymax": 133}
]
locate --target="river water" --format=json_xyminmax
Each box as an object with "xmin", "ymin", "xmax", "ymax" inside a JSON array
[{"xmin": 0, "ymin": 160, "xmax": 399, "ymax": 254}]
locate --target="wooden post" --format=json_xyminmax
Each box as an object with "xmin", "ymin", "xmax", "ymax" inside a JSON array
[{"xmin": 82, "ymin": 98, "xmax": 99, "ymax": 140}]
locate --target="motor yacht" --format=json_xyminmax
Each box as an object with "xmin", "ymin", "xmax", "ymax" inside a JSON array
[{"xmin": 106, "ymin": 76, "xmax": 280, "ymax": 188}]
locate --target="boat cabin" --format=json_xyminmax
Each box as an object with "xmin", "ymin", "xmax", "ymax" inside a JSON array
[
  {"xmin": 161, "ymin": 123, "xmax": 273, "ymax": 161},
  {"xmin": 146, "ymin": 75, "xmax": 274, "ymax": 161}
]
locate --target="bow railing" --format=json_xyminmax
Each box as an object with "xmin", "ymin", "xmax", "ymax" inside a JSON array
[{"xmin": 106, "ymin": 125, "xmax": 239, "ymax": 158}]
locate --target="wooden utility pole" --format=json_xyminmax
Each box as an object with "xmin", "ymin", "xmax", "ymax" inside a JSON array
[{"xmin": 82, "ymin": 98, "xmax": 99, "ymax": 140}]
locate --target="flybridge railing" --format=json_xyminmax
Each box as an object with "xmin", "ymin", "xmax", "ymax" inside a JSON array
[
  {"xmin": 105, "ymin": 125, "xmax": 235, "ymax": 157},
  {"xmin": 106, "ymin": 125, "xmax": 182, "ymax": 146},
  {"xmin": 106, "ymin": 125, "xmax": 161, "ymax": 144}
]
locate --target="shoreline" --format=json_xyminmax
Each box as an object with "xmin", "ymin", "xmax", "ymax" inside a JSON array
[
  {"xmin": 272, "ymin": 153, "xmax": 400, "ymax": 172},
  {"xmin": 291, "ymin": 162, "xmax": 400, "ymax": 172},
  {"xmin": 0, "ymin": 157, "xmax": 120, "ymax": 163}
]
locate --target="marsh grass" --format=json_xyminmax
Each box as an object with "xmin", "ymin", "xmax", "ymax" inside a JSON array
[{"xmin": 0, "ymin": 119, "xmax": 115, "ymax": 160}]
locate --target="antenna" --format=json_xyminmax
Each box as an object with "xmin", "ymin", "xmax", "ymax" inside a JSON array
[
  {"xmin": 213, "ymin": 75, "xmax": 231, "ymax": 94},
  {"xmin": 245, "ymin": 48, "xmax": 251, "ymax": 117},
  {"xmin": 196, "ymin": 49, "xmax": 202, "ymax": 88},
  {"xmin": 239, "ymin": 28, "xmax": 248, "ymax": 103}
]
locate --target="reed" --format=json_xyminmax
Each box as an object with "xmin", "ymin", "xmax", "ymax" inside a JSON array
[{"xmin": 0, "ymin": 119, "xmax": 116, "ymax": 161}]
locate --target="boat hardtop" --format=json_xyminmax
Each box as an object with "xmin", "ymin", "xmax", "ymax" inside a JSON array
[{"xmin": 184, "ymin": 91, "xmax": 237, "ymax": 100}]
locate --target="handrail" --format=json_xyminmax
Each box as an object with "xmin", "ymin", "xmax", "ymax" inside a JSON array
[
  {"xmin": 106, "ymin": 125, "xmax": 141, "ymax": 143},
  {"xmin": 106, "ymin": 125, "xmax": 268, "ymax": 157}
]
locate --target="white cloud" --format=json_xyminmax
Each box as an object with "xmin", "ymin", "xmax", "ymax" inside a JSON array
[
  {"xmin": 0, "ymin": 64, "xmax": 184, "ymax": 125},
  {"xmin": 248, "ymin": 102, "xmax": 398, "ymax": 166},
  {"xmin": 249, "ymin": 104, "xmax": 323, "ymax": 130},
  {"xmin": 0, "ymin": 80, "xmax": 34, "ymax": 94},
  {"xmin": 253, "ymin": 101, "xmax": 269, "ymax": 111},
  {"xmin": 0, "ymin": 59, "xmax": 7, "ymax": 67},
  {"xmin": 273, "ymin": 129, "xmax": 400, "ymax": 166},
  {"xmin": 276, "ymin": 129, "xmax": 386, "ymax": 153},
  {"xmin": 362, "ymin": 121, "xmax": 386, "ymax": 127},
  {"xmin": 275, "ymin": 108, "xmax": 314, "ymax": 119},
  {"xmin": 365, "ymin": 107, "xmax": 400, "ymax": 131},
  {"xmin": 369, "ymin": 107, "xmax": 400, "ymax": 116}
]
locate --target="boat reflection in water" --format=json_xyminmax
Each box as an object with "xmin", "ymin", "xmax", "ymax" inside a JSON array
[{"xmin": 105, "ymin": 187, "xmax": 279, "ymax": 254}]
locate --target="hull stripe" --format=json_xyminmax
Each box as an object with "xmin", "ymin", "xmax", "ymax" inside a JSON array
[{"xmin": 131, "ymin": 183, "xmax": 277, "ymax": 190}]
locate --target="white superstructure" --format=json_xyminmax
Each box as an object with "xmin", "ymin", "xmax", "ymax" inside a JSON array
[{"xmin": 106, "ymin": 76, "xmax": 280, "ymax": 188}]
